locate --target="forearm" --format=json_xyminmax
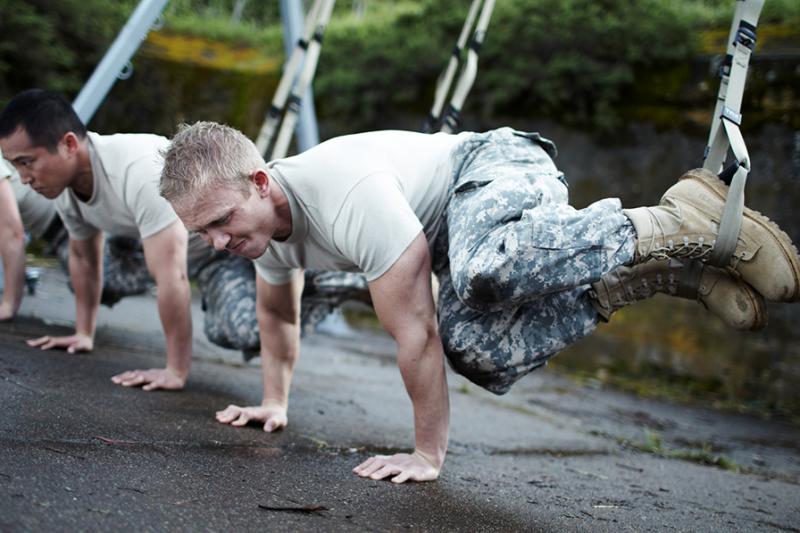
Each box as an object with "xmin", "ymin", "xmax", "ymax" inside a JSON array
[
  {"xmin": 0, "ymin": 228, "xmax": 26, "ymax": 316},
  {"xmin": 397, "ymin": 334, "xmax": 450, "ymax": 468},
  {"xmin": 69, "ymin": 244, "xmax": 102, "ymax": 338},
  {"xmin": 155, "ymin": 275, "xmax": 193, "ymax": 379},
  {"xmin": 259, "ymin": 313, "xmax": 300, "ymax": 407}
]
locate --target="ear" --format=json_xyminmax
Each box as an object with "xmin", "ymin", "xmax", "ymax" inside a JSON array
[
  {"xmin": 250, "ymin": 169, "xmax": 271, "ymax": 198},
  {"xmin": 60, "ymin": 132, "xmax": 81, "ymax": 156}
]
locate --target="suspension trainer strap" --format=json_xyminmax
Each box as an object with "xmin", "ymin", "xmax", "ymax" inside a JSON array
[
  {"xmin": 272, "ymin": 0, "xmax": 335, "ymax": 159},
  {"xmin": 440, "ymin": 0, "xmax": 496, "ymax": 134},
  {"xmin": 423, "ymin": 0, "xmax": 483, "ymax": 133},
  {"xmin": 702, "ymin": 0, "xmax": 764, "ymax": 268},
  {"xmin": 255, "ymin": 0, "xmax": 326, "ymax": 157}
]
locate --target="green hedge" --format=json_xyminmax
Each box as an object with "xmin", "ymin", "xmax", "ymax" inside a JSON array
[{"xmin": 1, "ymin": 0, "xmax": 797, "ymax": 130}]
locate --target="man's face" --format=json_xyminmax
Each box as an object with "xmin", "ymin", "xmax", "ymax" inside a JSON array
[
  {"xmin": 0, "ymin": 127, "xmax": 76, "ymax": 199},
  {"xmin": 176, "ymin": 179, "xmax": 275, "ymax": 260}
]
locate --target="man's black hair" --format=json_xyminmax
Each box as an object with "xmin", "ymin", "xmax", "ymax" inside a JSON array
[{"xmin": 0, "ymin": 89, "xmax": 87, "ymax": 152}]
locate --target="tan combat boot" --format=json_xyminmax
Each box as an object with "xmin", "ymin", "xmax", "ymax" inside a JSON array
[
  {"xmin": 623, "ymin": 168, "xmax": 800, "ymax": 302},
  {"xmin": 589, "ymin": 258, "xmax": 767, "ymax": 330}
]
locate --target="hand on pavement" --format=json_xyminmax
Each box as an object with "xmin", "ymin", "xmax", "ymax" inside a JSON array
[
  {"xmin": 111, "ymin": 367, "xmax": 186, "ymax": 391},
  {"xmin": 353, "ymin": 450, "xmax": 441, "ymax": 483},
  {"xmin": 215, "ymin": 402, "xmax": 288, "ymax": 432},
  {"xmin": 27, "ymin": 333, "xmax": 93, "ymax": 353}
]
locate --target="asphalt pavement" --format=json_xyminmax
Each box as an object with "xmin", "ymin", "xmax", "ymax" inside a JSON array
[{"xmin": 1, "ymin": 267, "xmax": 798, "ymax": 532}]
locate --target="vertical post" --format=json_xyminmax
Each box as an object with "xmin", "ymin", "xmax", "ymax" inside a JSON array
[
  {"xmin": 72, "ymin": 0, "xmax": 169, "ymax": 124},
  {"xmin": 279, "ymin": 0, "xmax": 320, "ymax": 153}
]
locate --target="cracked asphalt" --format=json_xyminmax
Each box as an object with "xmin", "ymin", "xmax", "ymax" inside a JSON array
[{"xmin": 1, "ymin": 267, "xmax": 799, "ymax": 532}]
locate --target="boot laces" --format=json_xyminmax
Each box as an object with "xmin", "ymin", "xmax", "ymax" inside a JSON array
[{"xmin": 651, "ymin": 236, "xmax": 714, "ymax": 261}]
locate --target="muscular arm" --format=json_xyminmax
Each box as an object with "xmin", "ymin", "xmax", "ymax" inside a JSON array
[
  {"xmin": 0, "ymin": 179, "xmax": 26, "ymax": 320},
  {"xmin": 111, "ymin": 220, "xmax": 192, "ymax": 390},
  {"xmin": 216, "ymin": 270, "xmax": 303, "ymax": 431},
  {"xmin": 353, "ymin": 232, "xmax": 450, "ymax": 483},
  {"xmin": 28, "ymin": 232, "xmax": 103, "ymax": 352}
]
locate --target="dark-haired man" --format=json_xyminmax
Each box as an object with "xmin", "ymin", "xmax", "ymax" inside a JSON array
[
  {"xmin": 160, "ymin": 121, "xmax": 798, "ymax": 483},
  {"xmin": 0, "ymin": 89, "xmax": 204, "ymax": 390}
]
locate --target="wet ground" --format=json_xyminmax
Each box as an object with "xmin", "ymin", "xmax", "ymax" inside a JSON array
[{"xmin": 1, "ymin": 267, "xmax": 799, "ymax": 532}]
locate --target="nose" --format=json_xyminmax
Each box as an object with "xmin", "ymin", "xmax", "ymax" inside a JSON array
[
  {"xmin": 20, "ymin": 172, "xmax": 33, "ymax": 185},
  {"xmin": 207, "ymin": 229, "xmax": 231, "ymax": 251}
]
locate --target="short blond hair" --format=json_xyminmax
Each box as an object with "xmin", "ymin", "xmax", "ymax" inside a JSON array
[{"xmin": 160, "ymin": 121, "xmax": 265, "ymax": 205}]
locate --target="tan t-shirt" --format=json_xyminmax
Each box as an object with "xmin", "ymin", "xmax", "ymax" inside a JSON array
[
  {"xmin": 55, "ymin": 132, "xmax": 211, "ymax": 266},
  {"xmin": 254, "ymin": 130, "xmax": 469, "ymax": 285},
  {"xmin": 56, "ymin": 132, "xmax": 177, "ymax": 241},
  {"xmin": 1, "ymin": 151, "xmax": 57, "ymax": 239}
]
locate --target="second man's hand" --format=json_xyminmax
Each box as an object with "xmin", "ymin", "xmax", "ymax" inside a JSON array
[
  {"xmin": 111, "ymin": 367, "xmax": 186, "ymax": 391},
  {"xmin": 27, "ymin": 332, "xmax": 93, "ymax": 353},
  {"xmin": 353, "ymin": 450, "xmax": 441, "ymax": 484},
  {"xmin": 215, "ymin": 401, "xmax": 288, "ymax": 432}
]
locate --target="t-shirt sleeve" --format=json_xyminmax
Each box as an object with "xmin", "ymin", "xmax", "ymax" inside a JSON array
[
  {"xmin": 333, "ymin": 172, "xmax": 423, "ymax": 281},
  {"xmin": 124, "ymin": 155, "xmax": 179, "ymax": 239},
  {"xmin": 254, "ymin": 257, "xmax": 300, "ymax": 286}
]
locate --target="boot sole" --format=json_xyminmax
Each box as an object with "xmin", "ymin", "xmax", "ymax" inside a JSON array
[{"xmin": 680, "ymin": 169, "xmax": 800, "ymax": 302}]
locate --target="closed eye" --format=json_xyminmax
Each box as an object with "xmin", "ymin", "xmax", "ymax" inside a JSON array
[{"xmin": 208, "ymin": 211, "xmax": 233, "ymax": 228}]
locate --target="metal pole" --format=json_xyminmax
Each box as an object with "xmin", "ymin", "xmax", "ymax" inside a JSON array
[
  {"xmin": 72, "ymin": 0, "xmax": 169, "ymax": 124},
  {"xmin": 279, "ymin": 0, "xmax": 320, "ymax": 153}
]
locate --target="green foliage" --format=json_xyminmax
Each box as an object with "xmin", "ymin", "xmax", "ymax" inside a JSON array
[
  {"xmin": 1, "ymin": 0, "xmax": 797, "ymax": 131},
  {"xmin": 313, "ymin": 0, "xmax": 699, "ymax": 131},
  {"xmin": 0, "ymin": 0, "xmax": 135, "ymax": 106}
]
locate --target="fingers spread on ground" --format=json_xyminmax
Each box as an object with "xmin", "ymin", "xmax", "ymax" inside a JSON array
[
  {"xmin": 392, "ymin": 471, "xmax": 412, "ymax": 484},
  {"xmin": 371, "ymin": 465, "xmax": 400, "ymax": 480},
  {"xmin": 231, "ymin": 412, "xmax": 250, "ymax": 426},
  {"xmin": 122, "ymin": 374, "xmax": 146, "ymax": 387},
  {"xmin": 27, "ymin": 337, "xmax": 48, "ymax": 347},
  {"xmin": 358, "ymin": 459, "xmax": 386, "ymax": 478},
  {"xmin": 112, "ymin": 370, "xmax": 140, "ymax": 382},
  {"xmin": 216, "ymin": 407, "xmax": 241, "ymax": 422},
  {"xmin": 353, "ymin": 456, "xmax": 376, "ymax": 473}
]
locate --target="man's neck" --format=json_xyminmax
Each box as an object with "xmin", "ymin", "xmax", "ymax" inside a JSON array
[
  {"xmin": 269, "ymin": 176, "xmax": 293, "ymax": 240},
  {"xmin": 69, "ymin": 140, "xmax": 94, "ymax": 202}
]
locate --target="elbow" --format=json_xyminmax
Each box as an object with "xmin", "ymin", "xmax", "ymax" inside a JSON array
[{"xmin": 395, "ymin": 320, "xmax": 442, "ymax": 361}]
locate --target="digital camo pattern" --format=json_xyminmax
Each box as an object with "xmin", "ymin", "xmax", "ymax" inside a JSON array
[
  {"xmin": 196, "ymin": 252, "xmax": 260, "ymax": 357},
  {"xmin": 199, "ymin": 258, "xmax": 373, "ymax": 360},
  {"xmin": 436, "ymin": 128, "xmax": 637, "ymax": 394},
  {"xmin": 57, "ymin": 235, "xmax": 154, "ymax": 307}
]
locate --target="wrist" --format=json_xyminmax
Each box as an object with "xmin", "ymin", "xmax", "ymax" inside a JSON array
[
  {"xmin": 75, "ymin": 329, "xmax": 94, "ymax": 340},
  {"xmin": 261, "ymin": 398, "xmax": 287, "ymax": 410},
  {"xmin": 414, "ymin": 448, "xmax": 444, "ymax": 470},
  {"xmin": 166, "ymin": 365, "xmax": 189, "ymax": 381}
]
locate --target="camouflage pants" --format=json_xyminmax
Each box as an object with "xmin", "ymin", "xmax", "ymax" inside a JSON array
[
  {"xmin": 57, "ymin": 235, "xmax": 154, "ymax": 307},
  {"xmin": 435, "ymin": 128, "xmax": 637, "ymax": 394},
  {"xmin": 198, "ymin": 255, "xmax": 372, "ymax": 360}
]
